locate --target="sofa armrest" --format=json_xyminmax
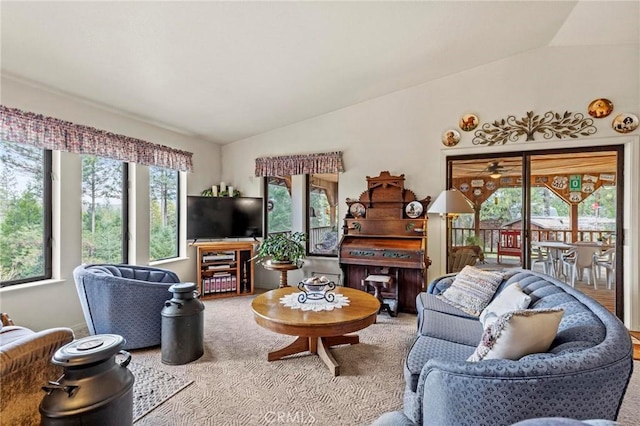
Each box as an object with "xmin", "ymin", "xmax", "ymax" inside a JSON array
[
  {"xmin": 425, "ymin": 273, "xmax": 457, "ymax": 295},
  {"xmin": 1, "ymin": 327, "xmax": 74, "ymax": 425},
  {"xmin": 0, "ymin": 327, "xmax": 74, "ymax": 376},
  {"xmin": 414, "ymin": 355, "xmax": 631, "ymax": 425}
]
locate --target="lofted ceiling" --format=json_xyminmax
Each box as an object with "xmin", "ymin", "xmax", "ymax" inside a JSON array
[{"xmin": 1, "ymin": 1, "xmax": 638, "ymax": 145}]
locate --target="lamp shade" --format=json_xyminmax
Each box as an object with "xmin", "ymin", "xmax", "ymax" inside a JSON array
[{"xmin": 427, "ymin": 189, "xmax": 474, "ymax": 215}]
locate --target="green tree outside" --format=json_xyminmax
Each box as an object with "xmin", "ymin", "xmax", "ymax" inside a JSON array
[
  {"xmin": 267, "ymin": 178, "xmax": 293, "ymax": 234},
  {"xmin": 0, "ymin": 140, "xmax": 45, "ymax": 283},
  {"xmin": 81, "ymin": 155, "xmax": 123, "ymax": 264},
  {"xmin": 150, "ymin": 166, "xmax": 178, "ymax": 261}
]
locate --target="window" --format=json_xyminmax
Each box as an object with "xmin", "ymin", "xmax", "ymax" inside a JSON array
[
  {"xmin": 0, "ymin": 140, "xmax": 52, "ymax": 286},
  {"xmin": 265, "ymin": 176, "xmax": 292, "ymax": 235},
  {"xmin": 149, "ymin": 166, "xmax": 179, "ymax": 261},
  {"xmin": 307, "ymin": 174, "xmax": 339, "ymax": 256},
  {"xmin": 81, "ymin": 155, "xmax": 127, "ymax": 264}
]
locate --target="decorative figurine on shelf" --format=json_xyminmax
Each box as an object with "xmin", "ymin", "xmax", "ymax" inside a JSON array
[{"xmin": 200, "ymin": 186, "xmax": 242, "ymax": 197}]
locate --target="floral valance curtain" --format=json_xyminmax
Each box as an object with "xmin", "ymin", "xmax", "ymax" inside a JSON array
[
  {"xmin": 0, "ymin": 105, "xmax": 193, "ymax": 172},
  {"xmin": 254, "ymin": 151, "xmax": 344, "ymax": 177}
]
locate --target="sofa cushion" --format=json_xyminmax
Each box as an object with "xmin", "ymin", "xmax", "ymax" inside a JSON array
[
  {"xmin": 418, "ymin": 309, "xmax": 483, "ymax": 346},
  {"xmin": 416, "ymin": 293, "xmax": 477, "ymax": 336},
  {"xmin": 417, "ymin": 293, "xmax": 477, "ymax": 319},
  {"xmin": 404, "ymin": 335, "xmax": 476, "ymax": 392},
  {"xmin": 437, "ymin": 265, "xmax": 504, "ymax": 317},
  {"xmin": 468, "ymin": 308, "xmax": 564, "ymax": 362},
  {"xmin": 479, "ymin": 282, "xmax": 531, "ymax": 327}
]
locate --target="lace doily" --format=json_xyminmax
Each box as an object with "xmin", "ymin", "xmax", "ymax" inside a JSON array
[{"xmin": 279, "ymin": 292, "xmax": 350, "ymax": 312}]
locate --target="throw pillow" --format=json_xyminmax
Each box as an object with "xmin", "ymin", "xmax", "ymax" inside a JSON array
[
  {"xmin": 468, "ymin": 308, "xmax": 564, "ymax": 362},
  {"xmin": 437, "ymin": 265, "xmax": 504, "ymax": 317},
  {"xmin": 479, "ymin": 282, "xmax": 532, "ymax": 328}
]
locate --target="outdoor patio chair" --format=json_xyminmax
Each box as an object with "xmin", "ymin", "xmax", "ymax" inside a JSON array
[
  {"xmin": 560, "ymin": 246, "xmax": 599, "ymax": 288},
  {"xmin": 531, "ymin": 246, "xmax": 555, "ymax": 277},
  {"xmin": 593, "ymin": 248, "xmax": 615, "ymax": 290},
  {"xmin": 448, "ymin": 249, "xmax": 478, "ymax": 273}
]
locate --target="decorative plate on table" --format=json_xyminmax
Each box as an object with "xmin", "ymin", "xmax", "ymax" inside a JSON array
[
  {"xmin": 405, "ymin": 201, "xmax": 423, "ymax": 218},
  {"xmin": 612, "ymin": 113, "xmax": 639, "ymax": 134},
  {"xmin": 349, "ymin": 202, "xmax": 366, "ymax": 218},
  {"xmin": 442, "ymin": 129, "xmax": 461, "ymax": 147},
  {"xmin": 587, "ymin": 98, "xmax": 614, "ymax": 118}
]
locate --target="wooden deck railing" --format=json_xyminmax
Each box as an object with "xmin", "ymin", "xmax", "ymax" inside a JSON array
[{"xmin": 452, "ymin": 227, "xmax": 614, "ymax": 256}]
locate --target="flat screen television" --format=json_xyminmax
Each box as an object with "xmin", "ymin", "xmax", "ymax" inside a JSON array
[{"xmin": 187, "ymin": 196, "xmax": 264, "ymax": 240}]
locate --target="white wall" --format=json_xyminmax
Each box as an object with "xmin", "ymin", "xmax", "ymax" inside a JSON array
[
  {"xmin": 223, "ymin": 45, "xmax": 640, "ymax": 328},
  {"xmin": 0, "ymin": 77, "xmax": 222, "ymax": 331}
]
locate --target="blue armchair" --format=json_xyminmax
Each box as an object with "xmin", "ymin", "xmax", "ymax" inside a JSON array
[{"xmin": 73, "ymin": 264, "xmax": 181, "ymax": 350}]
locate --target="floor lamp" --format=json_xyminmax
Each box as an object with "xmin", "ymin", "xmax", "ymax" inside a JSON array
[{"xmin": 427, "ymin": 189, "xmax": 475, "ymax": 265}]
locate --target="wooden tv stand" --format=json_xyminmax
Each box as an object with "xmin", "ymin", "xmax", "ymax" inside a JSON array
[{"xmin": 193, "ymin": 241, "xmax": 258, "ymax": 299}]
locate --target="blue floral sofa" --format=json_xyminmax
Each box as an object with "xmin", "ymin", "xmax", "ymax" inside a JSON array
[
  {"xmin": 373, "ymin": 269, "xmax": 633, "ymax": 426},
  {"xmin": 73, "ymin": 264, "xmax": 181, "ymax": 350}
]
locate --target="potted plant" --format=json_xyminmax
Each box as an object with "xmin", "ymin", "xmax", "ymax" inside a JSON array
[
  {"xmin": 253, "ymin": 232, "xmax": 307, "ymax": 266},
  {"xmin": 465, "ymin": 235, "xmax": 482, "ymax": 246}
]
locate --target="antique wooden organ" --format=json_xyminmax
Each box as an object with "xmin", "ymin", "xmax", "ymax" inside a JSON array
[{"xmin": 339, "ymin": 171, "xmax": 431, "ymax": 313}]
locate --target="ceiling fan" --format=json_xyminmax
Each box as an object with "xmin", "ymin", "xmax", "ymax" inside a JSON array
[{"xmin": 484, "ymin": 161, "xmax": 511, "ymax": 179}]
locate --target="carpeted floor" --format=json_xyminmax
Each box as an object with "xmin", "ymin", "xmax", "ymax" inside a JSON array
[{"xmin": 129, "ymin": 293, "xmax": 640, "ymax": 426}]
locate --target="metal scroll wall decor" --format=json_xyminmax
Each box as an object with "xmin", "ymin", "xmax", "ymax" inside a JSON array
[{"xmin": 472, "ymin": 111, "xmax": 597, "ymax": 146}]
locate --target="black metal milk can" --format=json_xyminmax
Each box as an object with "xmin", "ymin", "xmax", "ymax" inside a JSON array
[
  {"xmin": 161, "ymin": 282, "xmax": 205, "ymax": 365},
  {"xmin": 40, "ymin": 334, "xmax": 134, "ymax": 425}
]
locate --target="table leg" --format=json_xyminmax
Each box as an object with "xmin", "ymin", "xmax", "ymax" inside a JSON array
[
  {"xmin": 316, "ymin": 337, "xmax": 340, "ymax": 376},
  {"xmin": 324, "ymin": 335, "xmax": 360, "ymax": 346},
  {"xmin": 267, "ymin": 336, "xmax": 309, "ymax": 361},
  {"xmin": 549, "ymin": 249, "xmax": 561, "ymax": 278},
  {"xmin": 279, "ymin": 271, "xmax": 288, "ymax": 288},
  {"xmin": 266, "ymin": 334, "xmax": 360, "ymax": 377}
]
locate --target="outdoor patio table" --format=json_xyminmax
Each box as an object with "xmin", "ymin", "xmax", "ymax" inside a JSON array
[{"xmin": 531, "ymin": 241, "xmax": 574, "ymax": 278}]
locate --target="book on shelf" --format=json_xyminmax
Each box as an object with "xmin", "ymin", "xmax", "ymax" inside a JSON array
[
  {"xmin": 202, "ymin": 251, "xmax": 236, "ymax": 262},
  {"xmin": 202, "ymin": 277, "xmax": 211, "ymax": 294},
  {"xmin": 202, "ymin": 274, "xmax": 238, "ymax": 294},
  {"xmin": 207, "ymin": 264, "xmax": 231, "ymax": 270},
  {"xmin": 203, "ymin": 254, "xmax": 235, "ymax": 262}
]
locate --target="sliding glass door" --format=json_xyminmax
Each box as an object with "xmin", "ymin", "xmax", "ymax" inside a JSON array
[{"xmin": 447, "ymin": 146, "xmax": 623, "ymax": 319}]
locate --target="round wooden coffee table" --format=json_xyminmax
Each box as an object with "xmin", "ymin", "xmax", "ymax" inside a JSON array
[{"xmin": 251, "ymin": 286, "xmax": 380, "ymax": 376}]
